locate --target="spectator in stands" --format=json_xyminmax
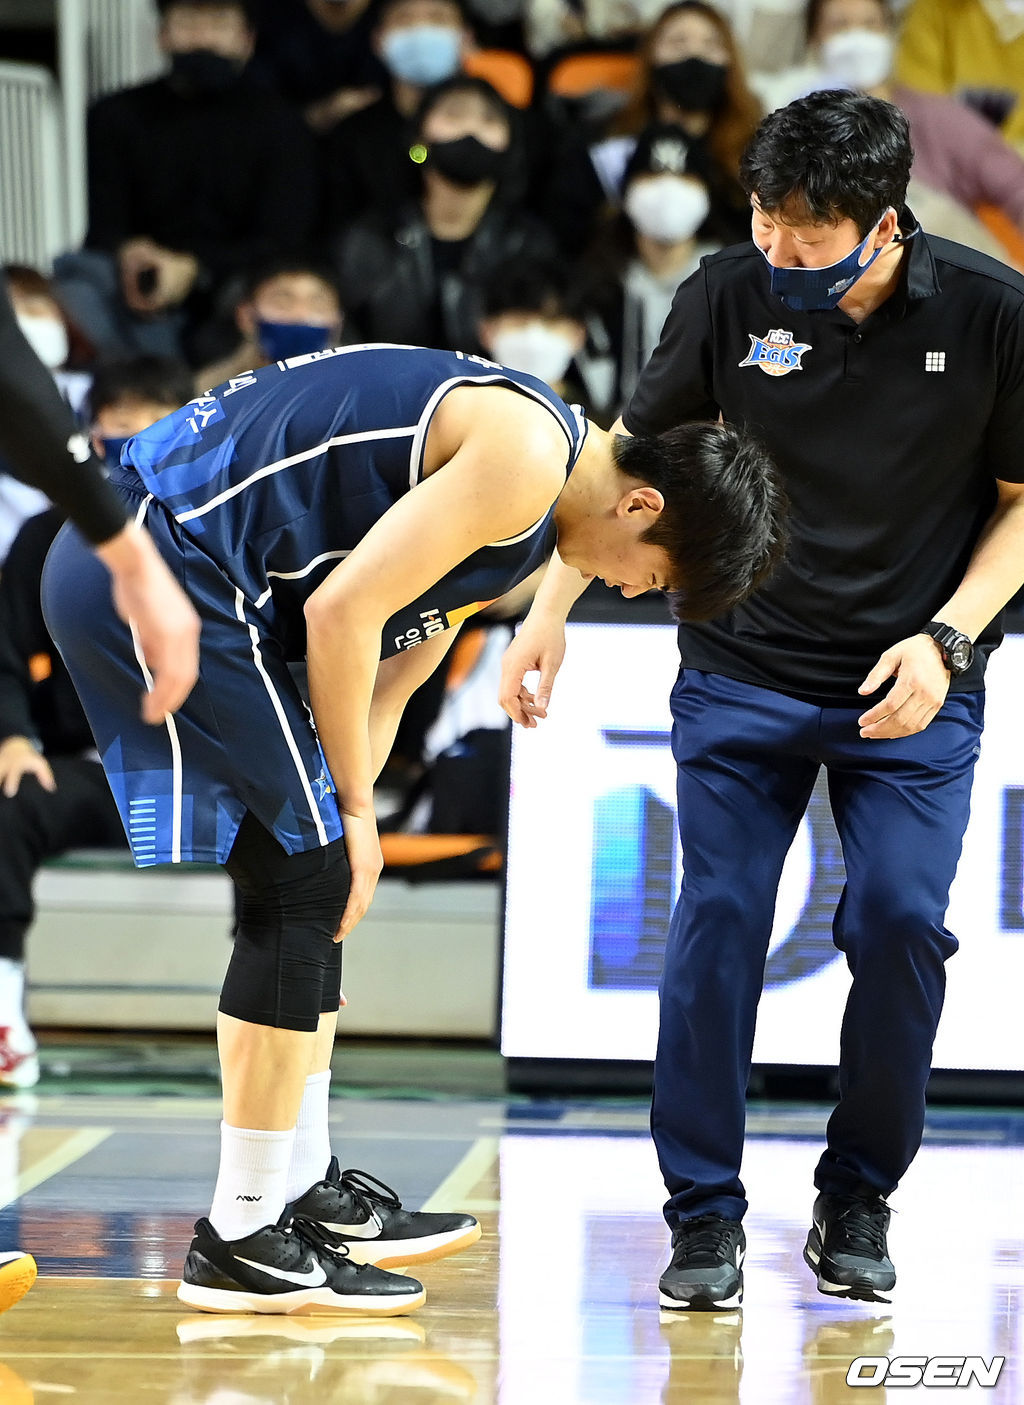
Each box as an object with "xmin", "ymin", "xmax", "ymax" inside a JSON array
[
  {"xmin": 752, "ymin": 0, "xmax": 1024, "ymax": 261},
  {"xmin": 0, "ymin": 354, "xmax": 194, "ymax": 1089},
  {"xmin": 543, "ymin": 1, "xmax": 762, "ymax": 256},
  {"xmin": 525, "ymin": 0, "xmax": 807, "ymax": 71},
  {"xmin": 197, "ymin": 262, "xmax": 345, "ymax": 389},
  {"xmin": 250, "ymin": 0, "xmax": 384, "ymax": 132},
  {"xmin": 0, "ymin": 267, "xmax": 95, "ymax": 565},
  {"xmin": 323, "ymin": 0, "xmax": 475, "ymax": 227},
  {"xmin": 476, "ymin": 260, "xmax": 588, "ymax": 407},
  {"xmin": 54, "ymin": 0, "xmax": 318, "ymax": 367},
  {"xmin": 336, "ymin": 75, "xmax": 555, "ymax": 349},
  {"xmin": 896, "ymin": 0, "xmax": 1024, "ymax": 157},
  {"xmin": 575, "ymin": 123, "xmax": 722, "ymax": 416}
]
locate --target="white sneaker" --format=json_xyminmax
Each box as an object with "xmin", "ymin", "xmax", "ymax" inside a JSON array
[{"xmin": 0, "ymin": 1026, "xmax": 38, "ymax": 1089}]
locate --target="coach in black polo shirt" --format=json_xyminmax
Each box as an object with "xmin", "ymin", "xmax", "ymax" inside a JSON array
[{"xmin": 500, "ymin": 90, "xmax": 1024, "ymax": 1309}]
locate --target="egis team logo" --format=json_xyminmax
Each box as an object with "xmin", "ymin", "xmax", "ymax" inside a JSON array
[{"xmin": 739, "ymin": 327, "xmax": 812, "ymax": 377}]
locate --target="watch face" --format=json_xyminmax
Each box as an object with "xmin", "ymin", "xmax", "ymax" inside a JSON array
[{"xmin": 950, "ymin": 639, "xmax": 973, "ymax": 672}]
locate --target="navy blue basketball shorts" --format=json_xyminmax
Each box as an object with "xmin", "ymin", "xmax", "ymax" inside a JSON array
[{"xmin": 41, "ymin": 485, "xmax": 343, "ymax": 867}]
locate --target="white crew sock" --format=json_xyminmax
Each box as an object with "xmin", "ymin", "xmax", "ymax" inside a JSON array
[
  {"xmin": 208, "ymin": 1123, "xmax": 296, "ymax": 1242},
  {"xmin": 285, "ymin": 1070, "xmax": 333, "ymax": 1201},
  {"xmin": 0, "ymin": 958, "xmax": 29, "ymax": 1038}
]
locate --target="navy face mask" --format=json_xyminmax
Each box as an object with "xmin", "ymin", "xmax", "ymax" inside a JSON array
[
  {"xmin": 758, "ymin": 213, "xmax": 895, "ymax": 312},
  {"xmin": 256, "ymin": 321, "xmax": 335, "ymax": 361},
  {"xmin": 100, "ymin": 435, "xmax": 131, "ymax": 467}
]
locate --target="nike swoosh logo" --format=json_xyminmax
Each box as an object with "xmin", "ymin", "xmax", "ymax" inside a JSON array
[
  {"xmin": 234, "ymin": 1255, "xmax": 327, "ymax": 1287},
  {"xmin": 320, "ymin": 1210, "xmax": 384, "ymax": 1239},
  {"xmin": 736, "ymin": 1247, "xmax": 746, "ymax": 1268}
]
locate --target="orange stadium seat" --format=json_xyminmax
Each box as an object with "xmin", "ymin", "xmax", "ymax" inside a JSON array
[
  {"xmin": 463, "ymin": 50, "xmax": 535, "ymax": 108},
  {"xmin": 975, "ymin": 203, "xmax": 1024, "ymax": 270},
  {"xmin": 546, "ymin": 51, "xmax": 639, "ymax": 100}
]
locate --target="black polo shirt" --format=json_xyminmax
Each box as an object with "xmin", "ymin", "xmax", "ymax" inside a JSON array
[{"xmin": 622, "ymin": 225, "xmax": 1024, "ymax": 702}]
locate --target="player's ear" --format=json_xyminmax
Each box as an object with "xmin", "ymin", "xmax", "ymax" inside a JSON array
[{"xmin": 619, "ymin": 485, "xmax": 665, "ymax": 520}]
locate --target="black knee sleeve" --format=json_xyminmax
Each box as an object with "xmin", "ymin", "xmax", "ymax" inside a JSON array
[{"xmin": 219, "ymin": 812, "xmax": 349, "ymax": 1031}]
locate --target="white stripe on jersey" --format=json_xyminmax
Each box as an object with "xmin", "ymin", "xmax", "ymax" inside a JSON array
[
  {"xmin": 175, "ymin": 427, "xmax": 417, "ymax": 524},
  {"xmin": 254, "ymin": 550, "xmax": 353, "ymax": 609},
  {"xmin": 128, "ymin": 494, "xmax": 184, "ymax": 863},
  {"xmin": 407, "ymin": 374, "xmax": 583, "ymax": 491},
  {"xmin": 234, "ymin": 589, "xmax": 329, "ymax": 847}
]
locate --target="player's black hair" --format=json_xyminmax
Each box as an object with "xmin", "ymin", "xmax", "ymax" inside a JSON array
[
  {"xmin": 480, "ymin": 260, "xmax": 584, "ymax": 322},
  {"xmin": 89, "ymin": 355, "xmax": 195, "ymax": 418},
  {"xmin": 614, "ymin": 422, "xmax": 788, "ymax": 622},
  {"xmin": 739, "ymin": 90, "xmax": 912, "ymax": 237},
  {"xmin": 156, "ymin": 0, "xmax": 258, "ymax": 23}
]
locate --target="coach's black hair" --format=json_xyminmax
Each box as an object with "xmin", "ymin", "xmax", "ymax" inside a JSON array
[
  {"xmin": 613, "ymin": 422, "xmax": 788, "ymax": 622},
  {"xmin": 89, "ymin": 355, "xmax": 195, "ymax": 419},
  {"xmin": 739, "ymin": 90, "xmax": 912, "ymax": 237}
]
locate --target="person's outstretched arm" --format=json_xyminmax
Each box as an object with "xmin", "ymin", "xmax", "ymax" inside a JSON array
[{"xmin": 0, "ymin": 277, "xmax": 199, "ymax": 722}]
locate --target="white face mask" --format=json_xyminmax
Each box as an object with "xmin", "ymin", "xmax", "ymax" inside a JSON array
[
  {"xmin": 17, "ymin": 312, "xmax": 69, "ymax": 370},
  {"xmin": 624, "ymin": 175, "xmax": 711, "ymax": 244},
  {"xmin": 820, "ymin": 29, "xmax": 894, "ymax": 91},
  {"xmin": 491, "ymin": 323, "xmax": 577, "ymax": 386}
]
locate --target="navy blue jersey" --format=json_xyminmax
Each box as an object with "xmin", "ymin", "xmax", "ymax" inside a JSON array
[
  {"xmin": 43, "ymin": 345, "xmax": 588, "ymax": 866},
  {"xmin": 122, "ymin": 343, "xmax": 588, "ymax": 659}
]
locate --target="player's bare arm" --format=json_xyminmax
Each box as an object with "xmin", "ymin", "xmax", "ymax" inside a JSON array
[
  {"xmin": 500, "ymin": 413, "xmax": 637, "ymax": 728},
  {"xmin": 859, "ymin": 480, "xmax": 1024, "ymax": 739},
  {"xmin": 499, "ymin": 548, "xmax": 590, "ymax": 727},
  {"xmin": 304, "ymin": 387, "xmax": 568, "ymax": 937},
  {"xmin": 369, "ymin": 624, "xmax": 464, "ymax": 779}
]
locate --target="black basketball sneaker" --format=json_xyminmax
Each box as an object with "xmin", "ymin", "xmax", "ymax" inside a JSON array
[
  {"xmin": 286, "ymin": 1162, "xmax": 481, "ymax": 1269},
  {"xmin": 803, "ymin": 1191, "xmax": 896, "ymax": 1302},
  {"xmin": 659, "ymin": 1215, "xmax": 745, "ymax": 1311},
  {"xmin": 177, "ymin": 1212, "xmax": 426, "ymax": 1315}
]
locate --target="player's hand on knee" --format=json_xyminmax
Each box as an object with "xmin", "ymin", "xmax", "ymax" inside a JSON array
[
  {"xmin": 499, "ymin": 623, "xmax": 566, "ymax": 727},
  {"xmin": 857, "ymin": 635, "xmax": 951, "ymax": 739},
  {"xmin": 337, "ymin": 811, "xmax": 383, "ymax": 940},
  {"xmin": 0, "ymin": 737, "xmax": 56, "ymax": 798}
]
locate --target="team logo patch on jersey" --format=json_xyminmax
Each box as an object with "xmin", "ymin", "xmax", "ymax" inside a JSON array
[{"xmin": 738, "ymin": 328, "xmax": 812, "ymax": 377}]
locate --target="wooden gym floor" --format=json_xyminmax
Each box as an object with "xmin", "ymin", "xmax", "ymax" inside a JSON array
[{"xmin": 0, "ymin": 1060, "xmax": 1021, "ymax": 1403}]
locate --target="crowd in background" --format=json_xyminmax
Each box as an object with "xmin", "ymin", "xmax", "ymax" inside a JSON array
[
  {"xmin": 3, "ymin": 0, "xmax": 1022, "ymax": 452},
  {"xmin": 0, "ymin": 0, "xmax": 1022, "ymax": 1081}
]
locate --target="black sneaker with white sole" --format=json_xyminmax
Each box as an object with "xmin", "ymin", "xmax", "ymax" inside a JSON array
[
  {"xmin": 177, "ymin": 1212, "xmax": 426, "ymax": 1315},
  {"xmin": 659, "ymin": 1215, "xmax": 745, "ymax": 1311},
  {"xmin": 803, "ymin": 1191, "xmax": 896, "ymax": 1302},
  {"xmin": 287, "ymin": 1161, "xmax": 481, "ymax": 1269}
]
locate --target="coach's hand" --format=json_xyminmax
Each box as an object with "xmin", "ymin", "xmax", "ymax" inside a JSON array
[
  {"xmin": 857, "ymin": 634, "xmax": 951, "ymax": 739},
  {"xmin": 336, "ymin": 810, "xmax": 383, "ymax": 941},
  {"xmin": 0, "ymin": 736, "xmax": 56, "ymax": 798},
  {"xmin": 499, "ymin": 620, "xmax": 566, "ymax": 727}
]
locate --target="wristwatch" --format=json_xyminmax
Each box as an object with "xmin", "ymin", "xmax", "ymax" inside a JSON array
[{"xmin": 919, "ymin": 621, "xmax": 974, "ymax": 676}]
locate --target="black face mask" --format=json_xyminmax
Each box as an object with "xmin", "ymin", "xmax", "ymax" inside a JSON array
[
  {"xmin": 169, "ymin": 49, "xmax": 245, "ymax": 96},
  {"xmin": 653, "ymin": 56, "xmax": 728, "ymax": 113},
  {"xmin": 427, "ymin": 136, "xmax": 508, "ymax": 188}
]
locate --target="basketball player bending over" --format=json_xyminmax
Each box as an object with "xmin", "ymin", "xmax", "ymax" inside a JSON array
[{"xmin": 43, "ymin": 344, "xmax": 785, "ymax": 1315}]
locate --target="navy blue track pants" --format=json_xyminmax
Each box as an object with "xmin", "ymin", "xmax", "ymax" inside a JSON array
[{"xmin": 654, "ymin": 669, "xmax": 985, "ymax": 1228}]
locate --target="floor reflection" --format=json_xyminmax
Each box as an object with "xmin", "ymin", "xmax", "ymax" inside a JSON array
[{"xmin": 0, "ymin": 1092, "xmax": 1020, "ymax": 1403}]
